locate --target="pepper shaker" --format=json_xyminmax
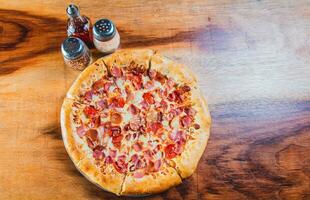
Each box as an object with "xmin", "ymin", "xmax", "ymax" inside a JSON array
[
  {"xmin": 93, "ymin": 19, "xmax": 120, "ymax": 54},
  {"xmin": 61, "ymin": 37, "xmax": 92, "ymax": 70}
]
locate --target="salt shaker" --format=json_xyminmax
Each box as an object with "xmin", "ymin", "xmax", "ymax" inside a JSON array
[
  {"xmin": 61, "ymin": 37, "xmax": 92, "ymax": 70},
  {"xmin": 93, "ymin": 19, "xmax": 120, "ymax": 54}
]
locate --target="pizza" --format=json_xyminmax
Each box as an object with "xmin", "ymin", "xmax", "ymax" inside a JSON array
[{"xmin": 60, "ymin": 49, "xmax": 211, "ymax": 196}]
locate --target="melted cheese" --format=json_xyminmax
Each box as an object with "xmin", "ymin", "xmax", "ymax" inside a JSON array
[
  {"xmin": 122, "ymin": 111, "xmax": 132, "ymax": 124},
  {"xmin": 142, "ymin": 75, "xmax": 150, "ymax": 85},
  {"xmin": 132, "ymin": 90, "xmax": 143, "ymax": 105},
  {"xmin": 154, "ymin": 81, "xmax": 165, "ymax": 90},
  {"xmin": 170, "ymin": 116, "xmax": 181, "ymax": 130},
  {"xmin": 92, "ymin": 93, "xmax": 100, "ymax": 101}
]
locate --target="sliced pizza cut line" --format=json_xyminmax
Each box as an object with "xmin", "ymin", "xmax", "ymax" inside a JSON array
[
  {"xmin": 149, "ymin": 52, "xmax": 211, "ymax": 179},
  {"xmin": 120, "ymin": 161, "xmax": 182, "ymax": 196},
  {"xmin": 149, "ymin": 52, "xmax": 198, "ymax": 88},
  {"xmin": 66, "ymin": 58, "xmax": 109, "ymax": 101},
  {"xmin": 102, "ymin": 49, "xmax": 154, "ymax": 74},
  {"xmin": 162, "ymin": 87, "xmax": 211, "ymax": 179},
  {"xmin": 76, "ymin": 155, "xmax": 125, "ymax": 195},
  {"xmin": 61, "ymin": 98, "xmax": 90, "ymax": 165},
  {"xmin": 62, "ymin": 98, "xmax": 127, "ymax": 195}
]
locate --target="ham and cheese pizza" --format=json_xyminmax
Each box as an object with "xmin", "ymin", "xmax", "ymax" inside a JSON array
[{"xmin": 60, "ymin": 49, "xmax": 211, "ymax": 196}]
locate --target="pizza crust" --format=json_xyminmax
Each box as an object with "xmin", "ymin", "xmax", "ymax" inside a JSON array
[
  {"xmin": 150, "ymin": 52, "xmax": 197, "ymax": 87},
  {"xmin": 61, "ymin": 98, "xmax": 88, "ymax": 164},
  {"xmin": 61, "ymin": 98, "xmax": 125, "ymax": 195},
  {"xmin": 66, "ymin": 58, "xmax": 108, "ymax": 100},
  {"xmin": 169, "ymin": 87, "xmax": 211, "ymax": 178},
  {"xmin": 77, "ymin": 155, "xmax": 125, "ymax": 195},
  {"xmin": 121, "ymin": 163, "xmax": 182, "ymax": 195},
  {"xmin": 150, "ymin": 52, "xmax": 211, "ymax": 178},
  {"xmin": 102, "ymin": 49, "xmax": 154, "ymax": 72}
]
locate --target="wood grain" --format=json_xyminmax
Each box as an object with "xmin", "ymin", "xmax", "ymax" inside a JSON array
[{"xmin": 0, "ymin": 0, "xmax": 309, "ymax": 199}]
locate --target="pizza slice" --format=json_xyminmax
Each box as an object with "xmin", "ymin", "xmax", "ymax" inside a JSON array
[
  {"xmin": 118, "ymin": 115, "xmax": 182, "ymax": 195},
  {"xmin": 66, "ymin": 58, "xmax": 109, "ymax": 102},
  {"xmin": 150, "ymin": 52, "xmax": 211, "ymax": 178},
  {"xmin": 102, "ymin": 49, "xmax": 154, "ymax": 75},
  {"xmin": 61, "ymin": 98, "xmax": 126, "ymax": 194},
  {"xmin": 120, "ymin": 161, "xmax": 181, "ymax": 195},
  {"xmin": 61, "ymin": 98, "xmax": 89, "ymax": 164}
]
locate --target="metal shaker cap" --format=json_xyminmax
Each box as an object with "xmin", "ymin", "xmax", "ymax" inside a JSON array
[
  {"xmin": 61, "ymin": 37, "xmax": 85, "ymax": 59},
  {"xmin": 93, "ymin": 19, "xmax": 116, "ymax": 42},
  {"xmin": 66, "ymin": 4, "xmax": 79, "ymax": 18}
]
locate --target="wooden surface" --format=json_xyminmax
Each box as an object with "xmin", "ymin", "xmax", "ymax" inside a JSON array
[{"xmin": 0, "ymin": 0, "xmax": 309, "ymax": 199}]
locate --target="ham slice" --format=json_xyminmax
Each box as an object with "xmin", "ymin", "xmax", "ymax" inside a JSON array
[
  {"xmin": 85, "ymin": 129, "xmax": 98, "ymax": 141},
  {"xmin": 109, "ymin": 149, "xmax": 117, "ymax": 158},
  {"xmin": 157, "ymin": 112, "xmax": 163, "ymax": 122},
  {"xmin": 113, "ymin": 87, "xmax": 121, "ymax": 94},
  {"xmin": 89, "ymin": 116, "xmax": 100, "ymax": 128},
  {"xmin": 184, "ymin": 107, "xmax": 197, "ymax": 116},
  {"xmin": 111, "ymin": 66, "xmax": 122, "ymax": 77},
  {"xmin": 76, "ymin": 125, "xmax": 86, "ymax": 137},
  {"xmin": 149, "ymin": 122, "xmax": 163, "ymax": 134},
  {"xmin": 159, "ymin": 89, "xmax": 168, "ymax": 98},
  {"xmin": 164, "ymin": 144, "xmax": 177, "ymax": 159},
  {"xmin": 143, "ymin": 150, "xmax": 153, "ymax": 161},
  {"xmin": 154, "ymin": 160, "xmax": 162, "ymax": 172},
  {"xmin": 140, "ymin": 100, "xmax": 150, "ymax": 110},
  {"xmin": 93, "ymin": 149, "xmax": 104, "ymax": 160},
  {"xmin": 130, "ymin": 116, "xmax": 141, "ymax": 131},
  {"xmin": 125, "ymin": 134, "xmax": 131, "ymax": 140},
  {"xmin": 105, "ymin": 156, "xmax": 113, "ymax": 164},
  {"xmin": 131, "ymin": 75, "xmax": 143, "ymax": 90},
  {"xmin": 166, "ymin": 112, "xmax": 175, "ymax": 121},
  {"xmin": 180, "ymin": 115, "xmax": 192, "ymax": 127},
  {"xmin": 181, "ymin": 85, "xmax": 191, "ymax": 92},
  {"xmin": 92, "ymin": 79, "xmax": 105, "ymax": 91},
  {"xmin": 133, "ymin": 171, "xmax": 144, "ymax": 178},
  {"xmin": 144, "ymin": 80, "xmax": 154, "ymax": 89},
  {"xmin": 84, "ymin": 106, "xmax": 98, "ymax": 118},
  {"xmin": 155, "ymin": 72, "xmax": 166, "ymax": 84},
  {"xmin": 169, "ymin": 130, "xmax": 185, "ymax": 143},
  {"xmin": 175, "ymin": 142, "xmax": 184, "ymax": 155},
  {"xmin": 97, "ymin": 99, "xmax": 108, "ymax": 109},
  {"xmin": 128, "ymin": 104, "xmax": 139, "ymax": 115},
  {"xmin": 167, "ymin": 78, "xmax": 175, "ymax": 90},
  {"xmin": 109, "ymin": 97, "xmax": 125, "ymax": 108},
  {"xmin": 113, "ymin": 156, "xmax": 128, "ymax": 173},
  {"xmin": 143, "ymin": 92, "xmax": 155, "ymax": 104},
  {"xmin": 135, "ymin": 159, "xmax": 143, "ymax": 169},
  {"xmin": 131, "ymin": 154, "xmax": 138, "ymax": 163},
  {"xmin": 126, "ymin": 91, "xmax": 134, "ymax": 102},
  {"xmin": 160, "ymin": 100, "xmax": 168, "ymax": 110},
  {"xmin": 86, "ymin": 138, "xmax": 95, "ymax": 149},
  {"xmin": 110, "ymin": 112, "xmax": 122, "ymax": 124},
  {"xmin": 148, "ymin": 69, "xmax": 156, "ymax": 79},
  {"xmin": 194, "ymin": 123, "xmax": 200, "ymax": 130},
  {"xmin": 84, "ymin": 90, "xmax": 93, "ymax": 101},
  {"xmin": 118, "ymin": 155, "xmax": 126, "ymax": 162},
  {"xmin": 104, "ymin": 82, "xmax": 112, "ymax": 92},
  {"xmin": 133, "ymin": 143, "xmax": 142, "ymax": 152}
]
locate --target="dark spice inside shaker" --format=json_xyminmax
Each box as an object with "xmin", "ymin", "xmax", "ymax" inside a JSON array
[{"xmin": 61, "ymin": 37, "xmax": 92, "ymax": 70}]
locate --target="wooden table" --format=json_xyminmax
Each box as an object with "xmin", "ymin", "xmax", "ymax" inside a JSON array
[{"xmin": 1, "ymin": 0, "xmax": 309, "ymax": 199}]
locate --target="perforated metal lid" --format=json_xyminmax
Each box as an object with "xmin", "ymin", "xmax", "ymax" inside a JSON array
[
  {"xmin": 93, "ymin": 19, "xmax": 116, "ymax": 41},
  {"xmin": 61, "ymin": 37, "xmax": 85, "ymax": 59},
  {"xmin": 66, "ymin": 4, "xmax": 80, "ymax": 18}
]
